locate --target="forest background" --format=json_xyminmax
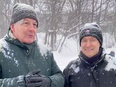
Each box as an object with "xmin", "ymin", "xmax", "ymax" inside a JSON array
[{"xmin": 0, "ymin": 0, "xmax": 116, "ymax": 52}]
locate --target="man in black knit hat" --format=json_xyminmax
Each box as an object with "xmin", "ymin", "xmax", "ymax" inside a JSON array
[
  {"xmin": 0, "ymin": 3, "xmax": 64, "ymax": 87},
  {"xmin": 63, "ymin": 22, "xmax": 116, "ymax": 87}
]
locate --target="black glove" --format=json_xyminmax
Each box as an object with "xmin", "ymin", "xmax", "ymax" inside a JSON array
[
  {"xmin": 37, "ymin": 75, "xmax": 51, "ymax": 87},
  {"xmin": 27, "ymin": 69, "xmax": 41, "ymax": 76},
  {"xmin": 17, "ymin": 69, "xmax": 41, "ymax": 87},
  {"xmin": 24, "ymin": 69, "xmax": 51, "ymax": 87},
  {"xmin": 24, "ymin": 69, "xmax": 41, "ymax": 87}
]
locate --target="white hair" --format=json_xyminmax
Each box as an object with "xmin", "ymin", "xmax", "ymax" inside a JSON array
[{"xmin": 15, "ymin": 19, "xmax": 24, "ymax": 24}]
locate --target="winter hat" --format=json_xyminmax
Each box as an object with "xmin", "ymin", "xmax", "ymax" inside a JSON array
[
  {"xmin": 10, "ymin": 3, "xmax": 38, "ymax": 28},
  {"xmin": 79, "ymin": 22, "xmax": 103, "ymax": 46}
]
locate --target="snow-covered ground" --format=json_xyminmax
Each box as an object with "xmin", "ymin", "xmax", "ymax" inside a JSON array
[
  {"xmin": 53, "ymin": 38, "xmax": 78, "ymax": 71},
  {"xmin": 37, "ymin": 33, "xmax": 116, "ymax": 71}
]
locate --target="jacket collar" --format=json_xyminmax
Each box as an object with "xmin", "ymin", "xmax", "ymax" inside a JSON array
[
  {"xmin": 4, "ymin": 31, "xmax": 36, "ymax": 51},
  {"xmin": 79, "ymin": 47, "xmax": 106, "ymax": 67}
]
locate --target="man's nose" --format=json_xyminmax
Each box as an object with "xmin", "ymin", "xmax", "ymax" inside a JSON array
[{"xmin": 86, "ymin": 41, "xmax": 91, "ymax": 47}]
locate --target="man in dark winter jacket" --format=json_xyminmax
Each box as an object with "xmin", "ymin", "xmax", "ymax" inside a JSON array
[
  {"xmin": 63, "ymin": 22, "xmax": 116, "ymax": 87},
  {"xmin": 0, "ymin": 3, "xmax": 64, "ymax": 87}
]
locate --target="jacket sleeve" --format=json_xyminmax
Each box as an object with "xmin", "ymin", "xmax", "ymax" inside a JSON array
[
  {"xmin": 0, "ymin": 63, "xmax": 21, "ymax": 87},
  {"xmin": 0, "ymin": 43, "xmax": 25, "ymax": 87},
  {"xmin": 0, "ymin": 64, "xmax": 2, "ymax": 78},
  {"xmin": 63, "ymin": 67, "xmax": 70, "ymax": 87},
  {"xmin": 48, "ymin": 53, "xmax": 64, "ymax": 87},
  {"xmin": 63, "ymin": 61, "xmax": 75, "ymax": 87},
  {"xmin": 0, "ymin": 75, "xmax": 25, "ymax": 87},
  {"xmin": 0, "ymin": 44, "xmax": 2, "ymax": 78}
]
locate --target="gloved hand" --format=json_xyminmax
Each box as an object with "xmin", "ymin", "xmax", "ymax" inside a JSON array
[
  {"xmin": 24, "ymin": 69, "xmax": 51, "ymax": 87},
  {"xmin": 17, "ymin": 69, "xmax": 41, "ymax": 87},
  {"xmin": 27, "ymin": 69, "xmax": 41, "ymax": 76},
  {"xmin": 37, "ymin": 75, "xmax": 51, "ymax": 87}
]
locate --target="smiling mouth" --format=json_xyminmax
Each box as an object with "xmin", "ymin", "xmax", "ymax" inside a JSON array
[
  {"xmin": 85, "ymin": 48, "xmax": 93, "ymax": 51},
  {"xmin": 85, "ymin": 48, "xmax": 92, "ymax": 50}
]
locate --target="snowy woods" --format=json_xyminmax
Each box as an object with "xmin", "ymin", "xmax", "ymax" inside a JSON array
[{"xmin": 0, "ymin": 0, "xmax": 116, "ymax": 52}]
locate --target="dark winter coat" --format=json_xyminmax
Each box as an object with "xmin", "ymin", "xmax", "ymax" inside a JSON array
[
  {"xmin": 63, "ymin": 50, "xmax": 116, "ymax": 87},
  {"xmin": 0, "ymin": 34, "xmax": 64, "ymax": 87}
]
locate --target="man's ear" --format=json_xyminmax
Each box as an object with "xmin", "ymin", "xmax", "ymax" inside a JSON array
[{"xmin": 10, "ymin": 24, "xmax": 15, "ymax": 33}]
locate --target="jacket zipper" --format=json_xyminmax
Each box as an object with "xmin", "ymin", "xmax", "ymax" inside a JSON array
[{"xmin": 91, "ymin": 67, "xmax": 99, "ymax": 87}]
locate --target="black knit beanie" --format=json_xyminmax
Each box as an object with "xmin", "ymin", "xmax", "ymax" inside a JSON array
[
  {"xmin": 79, "ymin": 23, "xmax": 103, "ymax": 46},
  {"xmin": 10, "ymin": 3, "xmax": 38, "ymax": 28}
]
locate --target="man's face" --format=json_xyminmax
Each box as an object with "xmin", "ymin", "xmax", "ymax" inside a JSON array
[
  {"xmin": 80, "ymin": 36, "xmax": 100, "ymax": 58},
  {"xmin": 11, "ymin": 18, "xmax": 37, "ymax": 44}
]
